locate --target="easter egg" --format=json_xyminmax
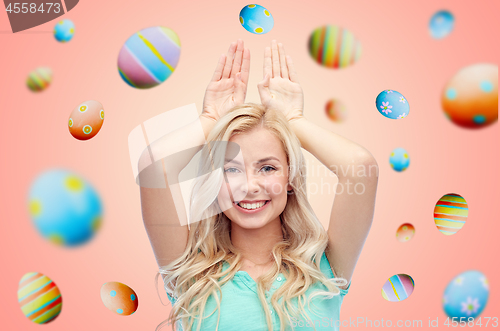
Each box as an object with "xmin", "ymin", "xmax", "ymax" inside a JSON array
[
  {"xmin": 28, "ymin": 169, "xmax": 103, "ymax": 247},
  {"xmin": 239, "ymin": 4, "xmax": 274, "ymax": 34},
  {"xmin": 100, "ymin": 282, "xmax": 138, "ymax": 315},
  {"xmin": 389, "ymin": 147, "xmax": 410, "ymax": 172},
  {"xmin": 118, "ymin": 26, "xmax": 181, "ymax": 89},
  {"xmin": 443, "ymin": 270, "xmax": 489, "ymax": 319},
  {"xmin": 429, "ymin": 10, "xmax": 454, "ymax": 39},
  {"xmin": 376, "ymin": 90, "xmax": 409, "ymax": 119},
  {"xmin": 325, "ymin": 99, "xmax": 347, "ymax": 122},
  {"xmin": 442, "ymin": 63, "xmax": 498, "ymax": 129},
  {"xmin": 69, "ymin": 100, "xmax": 104, "ymax": 140},
  {"xmin": 54, "ymin": 19, "xmax": 75, "ymax": 42},
  {"xmin": 308, "ymin": 25, "xmax": 361, "ymax": 69},
  {"xmin": 396, "ymin": 223, "xmax": 415, "ymax": 242},
  {"xmin": 382, "ymin": 274, "xmax": 414, "ymax": 302},
  {"xmin": 26, "ymin": 67, "xmax": 52, "ymax": 92},
  {"xmin": 434, "ymin": 193, "xmax": 468, "ymax": 235},
  {"xmin": 18, "ymin": 272, "xmax": 62, "ymax": 324}
]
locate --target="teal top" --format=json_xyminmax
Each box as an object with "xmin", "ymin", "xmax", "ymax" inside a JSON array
[{"xmin": 166, "ymin": 251, "xmax": 350, "ymax": 330}]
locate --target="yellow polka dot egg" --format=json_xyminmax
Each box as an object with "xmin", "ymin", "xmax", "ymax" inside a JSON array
[
  {"xmin": 100, "ymin": 282, "xmax": 138, "ymax": 316},
  {"xmin": 28, "ymin": 169, "xmax": 103, "ymax": 247},
  {"xmin": 68, "ymin": 100, "xmax": 104, "ymax": 140},
  {"xmin": 239, "ymin": 4, "xmax": 274, "ymax": 34}
]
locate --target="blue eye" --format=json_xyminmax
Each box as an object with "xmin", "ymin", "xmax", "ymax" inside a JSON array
[
  {"xmin": 261, "ymin": 166, "xmax": 276, "ymax": 172},
  {"xmin": 224, "ymin": 167, "xmax": 239, "ymax": 173}
]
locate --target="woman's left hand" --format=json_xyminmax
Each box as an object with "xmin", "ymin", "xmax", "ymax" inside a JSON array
[{"xmin": 257, "ymin": 40, "xmax": 304, "ymax": 122}]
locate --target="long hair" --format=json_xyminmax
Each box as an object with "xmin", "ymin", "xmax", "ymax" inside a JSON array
[{"xmin": 156, "ymin": 103, "xmax": 347, "ymax": 331}]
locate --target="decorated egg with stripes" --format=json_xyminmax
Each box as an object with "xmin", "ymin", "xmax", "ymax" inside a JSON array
[
  {"xmin": 54, "ymin": 19, "xmax": 75, "ymax": 43},
  {"xmin": 239, "ymin": 4, "xmax": 274, "ymax": 34},
  {"xmin": 396, "ymin": 223, "xmax": 415, "ymax": 242},
  {"xmin": 26, "ymin": 67, "xmax": 52, "ymax": 92},
  {"xmin": 28, "ymin": 169, "xmax": 103, "ymax": 247},
  {"xmin": 118, "ymin": 26, "xmax": 181, "ymax": 89},
  {"xmin": 308, "ymin": 25, "xmax": 361, "ymax": 69},
  {"xmin": 443, "ymin": 270, "xmax": 489, "ymax": 319},
  {"xmin": 68, "ymin": 100, "xmax": 104, "ymax": 140},
  {"xmin": 100, "ymin": 282, "xmax": 138, "ymax": 315},
  {"xmin": 382, "ymin": 274, "xmax": 415, "ymax": 302},
  {"xmin": 442, "ymin": 63, "xmax": 497, "ymax": 129},
  {"xmin": 325, "ymin": 99, "xmax": 347, "ymax": 122},
  {"xmin": 389, "ymin": 147, "xmax": 410, "ymax": 172},
  {"xmin": 434, "ymin": 193, "xmax": 468, "ymax": 235},
  {"xmin": 18, "ymin": 272, "xmax": 62, "ymax": 324}
]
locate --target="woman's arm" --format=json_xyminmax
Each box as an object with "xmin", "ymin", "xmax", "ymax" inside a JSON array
[{"xmin": 258, "ymin": 40, "xmax": 378, "ymax": 289}]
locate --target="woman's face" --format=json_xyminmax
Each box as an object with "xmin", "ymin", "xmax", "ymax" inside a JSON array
[{"xmin": 217, "ymin": 126, "xmax": 291, "ymax": 229}]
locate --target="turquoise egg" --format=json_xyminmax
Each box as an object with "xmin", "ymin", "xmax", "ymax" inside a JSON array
[
  {"xmin": 389, "ymin": 147, "xmax": 410, "ymax": 172},
  {"xmin": 429, "ymin": 10, "xmax": 454, "ymax": 39},
  {"xmin": 443, "ymin": 270, "xmax": 489, "ymax": 319},
  {"xmin": 239, "ymin": 4, "xmax": 274, "ymax": 34},
  {"xmin": 28, "ymin": 169, "xmax": 103, "ymax": 247},
  {"xmin": 54, "ymin": 19, "xmax": 75, "ymax": 43},
  {"xmin": 376, "ymin": 90, "xmax": 409, "ymax": 119}
]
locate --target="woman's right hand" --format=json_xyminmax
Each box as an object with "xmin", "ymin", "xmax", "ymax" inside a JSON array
[{"xmin": 201, "ymin": 39, "xmax": 250, "ymax": 122}]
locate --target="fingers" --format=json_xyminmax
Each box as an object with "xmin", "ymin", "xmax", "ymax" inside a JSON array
[
  {"xmin": 230, "ymin": 39, "xmax": 244, "ymax": 79},
  {"xmin": 239, "ymin": 47, "xmax": 251, "ymax": 86},
  {"xmin": 263, "ymin": 46, "xmax": 272, "ymax": 79},
  {"xmin": 271, "ymin": 40, "xmax": 280, "ymax": 78},
  {"xmin": 211, "ymin": 54, "xmax": 226, "ymax": 81},
  {"xmin": 286, "ymin": 55, "xmax": 299, "ymax": 83},
  {"xmin": 222, "ymin": 41, "xmax": 237, "ymax": 79},
  {"xmin": 278, "ymin": 43, "xmax": 288, "ymax": 79}
]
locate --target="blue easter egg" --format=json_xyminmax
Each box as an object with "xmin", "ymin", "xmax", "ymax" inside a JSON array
[
  {"xmin": 389, "ymin": 147, "xmax": 410, "ymax": 172},
  {"xmin": 28, "ymin": 169, "xmax": 103, "ymax": 247},
  {"xmin": 376, "ymin": 90, "xmax": 410, "ymax": 119},
  {"xmin": 429, "ymin": 10, "xmax": 454, "ymax": 39},
  {"xmin": 54, "ymin": 19, "xmax": 75, "ymax": 43},
  {"xmin": 239, "ymin": 4, "xmax": 274, "ymax": 34},
  {"xmin": 443, "ymin": 270, "xmax": 489, "ymax": 319}
]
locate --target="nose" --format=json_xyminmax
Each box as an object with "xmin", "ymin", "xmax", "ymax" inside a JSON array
[{"xmin": 239, "ymin": 171, "xmax": 263, "ymax": 195}]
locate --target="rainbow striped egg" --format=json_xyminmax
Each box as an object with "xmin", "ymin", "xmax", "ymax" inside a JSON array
[
  {"xmin": 118, "ymin": 26, "xmax": 181, "ymax": 89},
  {"xmin": 308, "ymin": 25, "xmax": 361, "ymax": 69},
  {"xmin": 18, "ymin": 272, "xmax": 62, "ymax": 324},
  {"xmin": 26, "ymin": 67, "xmax": 52, "ymax": 92},
  {"xmin": 382, "ymin": 274, "xmax": 415, "ymax": 302},
  {"xmin": 434, "ymin": 193, "xmax": 468, "ymax": 235}
]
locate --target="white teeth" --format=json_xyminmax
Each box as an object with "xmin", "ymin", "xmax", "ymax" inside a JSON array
[{"xmin": 238, "ymin": 201, "xmax": 266, "ymax": 210}]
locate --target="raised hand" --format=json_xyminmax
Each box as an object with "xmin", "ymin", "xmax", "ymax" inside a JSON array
[
  {"xmin": 257, "ymin": 40, "xmax": 304, "ymax": 122},
  {"xmin": 202, "ymin": 39, "xmax": 250, "ymax": 122}
]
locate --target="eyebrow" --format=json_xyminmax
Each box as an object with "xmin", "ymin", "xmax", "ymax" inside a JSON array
[{"xmin": 224, "ymin": 156, "xmax": 281, "ymax": 165}]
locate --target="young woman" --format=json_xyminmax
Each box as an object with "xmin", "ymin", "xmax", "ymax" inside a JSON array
[{"xmin": 139, "ymin": 40, "xmax": 378, "ymax": 331}]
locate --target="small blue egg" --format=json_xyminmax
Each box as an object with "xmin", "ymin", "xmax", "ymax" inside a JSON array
[
  {"xmin": 239, "ymin": 4, "xmax": 274, "ymax": 34},
  {"xmin": 443, "ymin": 270, "xmax": 489, "ymax": 319},
  {"xmin": 429, "ymin": 10, "xmax": 454, "ymax": 39},
  {"xmin": 389, "ymin": 148, "xmax": 410, "ymax": 172},
  {"xmin": 54, "ymin": 19, "xmax": 75, "ymax": 43},
  {"xmin": 376, "ymin": 90, "xmax": 410, "ymax": 119}
]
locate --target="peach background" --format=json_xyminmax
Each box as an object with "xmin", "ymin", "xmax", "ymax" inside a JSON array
[{"xmin": 0, "ymin": 0, "xmax": 498, "ymax": 330}]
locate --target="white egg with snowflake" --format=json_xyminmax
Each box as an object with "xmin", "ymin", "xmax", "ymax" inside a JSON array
[
  {"xmin": 443, "ymin": 270, "xmax": 489, "ymax": 319},
  {"xmin": 376, "ymin": 90, "xmax": 410, "ymax": 119}
]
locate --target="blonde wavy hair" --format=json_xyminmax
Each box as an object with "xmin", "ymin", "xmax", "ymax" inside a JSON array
[{"xmin": 156, "ymin": 103, "xmax": 347, "ymax": 331}]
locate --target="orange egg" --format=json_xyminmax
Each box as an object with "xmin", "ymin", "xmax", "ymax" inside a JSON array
[
  {"xmin": 100, "ymin": 282, "xmax": 138, "ymax": 316},
  {"xmin": 68, "ymin": 100, "xmax": 104, "ymax": 140},
  {"xmin": 325, "ymin": 99, "xmax": 347, "ymax": 122},
  {"xmin": 396, "ymin": 223, "xmax": 415, "ymax": 242}
]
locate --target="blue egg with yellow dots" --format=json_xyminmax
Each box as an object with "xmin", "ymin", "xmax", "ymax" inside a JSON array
[
  {"xmin": 429, "ymin": 10, "xmax": 454, "ymax": 39},
  {"xmin": 376, "ymin": 89, "xmax": 410, "ymax": 119},
  {"xmin": 389, "ymin": 148, "xmax": 410, "ymax": 172},
  {"xmin": 54, "ymin": 19, "xmax": 75, "ymax": 43},
  {"xmin": 239, "ymin": 4, "xmax": 274, "ymax": 34},
  {"xmin": 28, "ymin": 169, "xmax": 103, "ymax": 247}
]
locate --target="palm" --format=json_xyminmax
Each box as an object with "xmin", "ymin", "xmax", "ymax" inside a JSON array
[{"xmin": 202, "ymin": 40, "xmax": 250, "ymax": 122}]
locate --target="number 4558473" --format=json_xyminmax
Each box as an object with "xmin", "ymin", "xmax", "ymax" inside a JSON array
[{"xmin": 5, "ymin": 3, "xmax": 61, "ymax": 14}]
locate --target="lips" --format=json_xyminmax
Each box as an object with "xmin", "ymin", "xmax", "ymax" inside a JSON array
[{"xmin": 233, "ymin": 200, "xmax": 270, "ymax": 212}]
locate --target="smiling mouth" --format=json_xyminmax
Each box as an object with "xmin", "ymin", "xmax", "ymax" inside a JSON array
[{"xmin": 234, "ymin": 200, "xmax": 270, "ymax": 210}]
